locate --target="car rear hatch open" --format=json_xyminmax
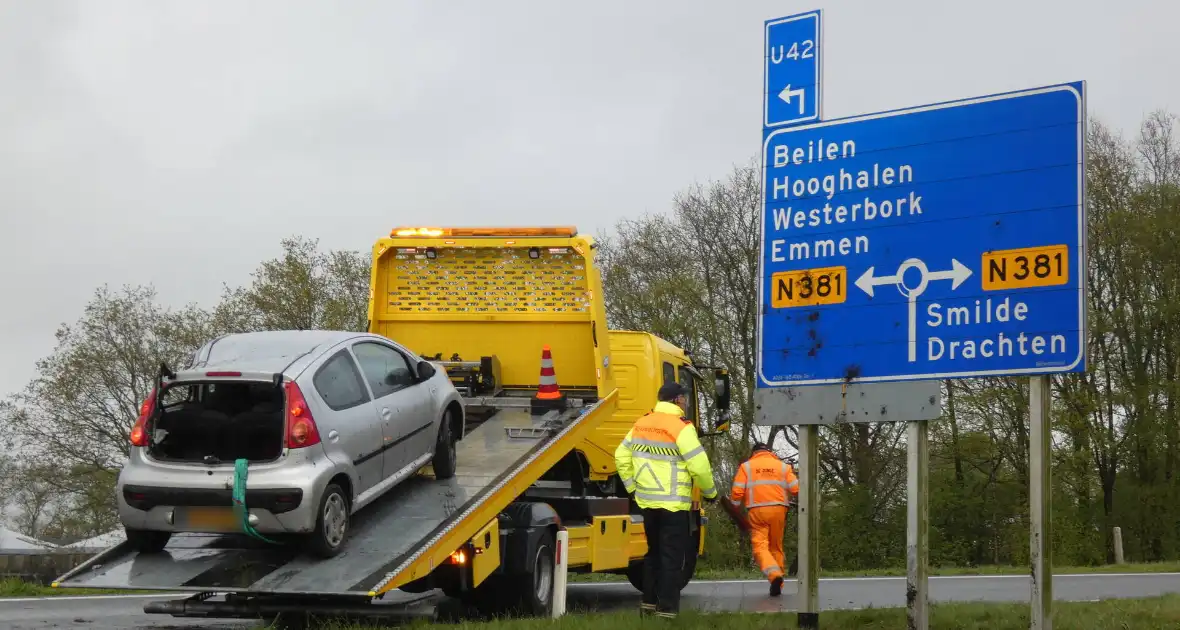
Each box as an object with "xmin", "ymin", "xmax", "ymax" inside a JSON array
[{"xmin": 145, "ymin": 371, "xmax": 288, "ymax": 466}]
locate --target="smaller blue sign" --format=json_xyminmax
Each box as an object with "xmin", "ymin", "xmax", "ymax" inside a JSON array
[{"xmin": 764, "ymin": 10, "xmax": 822, "ymax": 129}]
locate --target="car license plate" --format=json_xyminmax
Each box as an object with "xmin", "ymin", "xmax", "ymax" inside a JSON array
[{"xmin": 180, "ymin": 507, "xmax": 237, "ymax": 530}]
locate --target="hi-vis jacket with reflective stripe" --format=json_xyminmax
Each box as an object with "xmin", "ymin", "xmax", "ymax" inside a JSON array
[
  {"xmin": 614, "ymin": 401, "xmax": 718, "ymax": 511},
  {"xmin": 730, "ymin": 450, "xmax": 799, "ymax": 509}
]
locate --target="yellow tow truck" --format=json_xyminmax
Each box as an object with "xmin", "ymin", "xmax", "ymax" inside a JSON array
[{"xmin": 54, "ymin": 225, "xmax": 731, "ymax": 623}]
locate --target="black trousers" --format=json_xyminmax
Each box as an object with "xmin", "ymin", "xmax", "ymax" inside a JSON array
[{"xmin": 640, "ymin": 507, "xmax": 691, "ymax": 614}]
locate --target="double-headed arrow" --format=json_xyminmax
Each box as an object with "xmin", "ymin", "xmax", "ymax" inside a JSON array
[
  {"xmin": 855, "ymin": 259, "xmax": 972, "ymax": 298},
  {"xmin": 778, "ymin": 84, "xmax": 806, "ymax": 115}
]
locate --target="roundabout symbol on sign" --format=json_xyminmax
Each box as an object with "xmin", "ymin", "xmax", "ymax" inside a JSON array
[{"xmin": 855, "ymin": 258, "xmax": 973, "ymax": 362}]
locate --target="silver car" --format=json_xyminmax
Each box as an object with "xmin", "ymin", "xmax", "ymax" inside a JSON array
[{"xmin": 117, "ymin": 330, "xmax": 464, "ymax": 558}]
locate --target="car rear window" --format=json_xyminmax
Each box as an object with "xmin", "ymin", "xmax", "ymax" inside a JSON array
[{"xmin": 314, "ymin": 350, "xmax": 371, "ymax": 411}]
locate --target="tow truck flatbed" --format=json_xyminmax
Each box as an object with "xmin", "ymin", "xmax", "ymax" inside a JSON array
[{"xmin": 54, "ymin": 396, "xmax": 612, "ymax": 599}]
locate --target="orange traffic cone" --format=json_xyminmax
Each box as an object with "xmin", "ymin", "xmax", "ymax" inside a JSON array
[{"xmin": 530, "ymin": 345, "xmax": 567, "ymax": 414}]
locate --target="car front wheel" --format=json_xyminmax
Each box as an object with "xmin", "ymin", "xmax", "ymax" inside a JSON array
[
  {"xmin": 306, "ymin": 483, "xmax": 349, "ymax": 558},
  {"xmin": 432, "ymin": 410, "xmax": 458, "ymax": 480}
]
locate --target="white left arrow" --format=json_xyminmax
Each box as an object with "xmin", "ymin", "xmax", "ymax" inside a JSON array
[
  {"xmin": 778, "ymin": 84, "xmax": 806, "ymax": 115},
  {"xmin": 925, "ymin": 258, "xmax": 973, "ymax": 289},
  {"xmin": 854, "ymin": 267, "xmax": 898, "ymax": 298}
]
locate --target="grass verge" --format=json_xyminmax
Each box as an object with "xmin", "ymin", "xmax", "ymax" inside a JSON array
[
  {"xmin": 321, "ymin": 595, "xmax": 1180, "ymax": 629},
  {"xmin": 0, "ymin": 578, "xmax": 155, "ymax": 597},
  {"xmin": 569, "ymin": 561, "xmax": 1180, "ymax": 583}
]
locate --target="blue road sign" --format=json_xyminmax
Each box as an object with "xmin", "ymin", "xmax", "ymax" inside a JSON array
[
  {"xmin": 756, "ymin": 82, "xmax": 1087, "ymax": 387},
  {"xmin": 764, "ymin": 10, "xmax": 821, "ymax": 128}
]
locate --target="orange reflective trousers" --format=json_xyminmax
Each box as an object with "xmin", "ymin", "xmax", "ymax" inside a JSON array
[
  {"xmin": 730, "ymin": 452, "xmax": 798, "ymax": 583},
  {"xmin": 747, "ymin": 506, "xmax": 788, "ymax": 582}
]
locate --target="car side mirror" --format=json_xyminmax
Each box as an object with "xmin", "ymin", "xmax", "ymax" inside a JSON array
[{"xmin": 416, "ymin": 361, "xmax": 437, "ymax": 381}]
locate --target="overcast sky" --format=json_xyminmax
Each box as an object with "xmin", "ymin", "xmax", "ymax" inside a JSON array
[{"xmin": 0, "ymin": 0, "xmax": 1174, "ymax": 397}]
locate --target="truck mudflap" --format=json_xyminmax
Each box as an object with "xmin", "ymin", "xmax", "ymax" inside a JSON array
[{"xmin": 54, "ymin": 393, "xmax": 616, "ymax": 598}]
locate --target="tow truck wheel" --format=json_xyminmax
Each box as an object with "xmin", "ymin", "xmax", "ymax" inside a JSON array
[
  {"xmin": 432, "ymin": 410, "xmax": 457, "ymax": 480},
  {"xmin": 306, "ymin": 483, "xmax": 349, "ymax": 558},
  {"xmin": 461, "ymin": 529, "xmax": 555, "ymax": 619},
  {"xmin": 125, "ymin": 528, "xmax": 170, "ymax": 553},
  {"xmin": 518, "ymin": 529, "xmax": 555, "ymax": 617}
]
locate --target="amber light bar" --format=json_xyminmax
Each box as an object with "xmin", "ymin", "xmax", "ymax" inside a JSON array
[{"xmin": 390, "ymin": 226, "xmax": 577, "ymax": 238}]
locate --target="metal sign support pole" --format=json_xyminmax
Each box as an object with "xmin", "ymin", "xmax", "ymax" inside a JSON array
[
  {"xmin": 1029, "ymin": 375, "xmax": 1053, "ymax": 629},
  {"xmin": 797, "ymin": 423, "xmax": 820, "ymax": 629},
  {"xmin": 906, "ymin": 419, "xmax": 929, "ymax": 630}
]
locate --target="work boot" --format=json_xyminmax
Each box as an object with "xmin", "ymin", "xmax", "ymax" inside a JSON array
[{"xmin": 770, "ymin": 576, "xmax": 784, "ymax": 597}]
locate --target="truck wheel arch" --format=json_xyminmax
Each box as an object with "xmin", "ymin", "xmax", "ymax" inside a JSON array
[{"xmin": 497, "ymin": 502, "xmax": 560, "ymax": 576}]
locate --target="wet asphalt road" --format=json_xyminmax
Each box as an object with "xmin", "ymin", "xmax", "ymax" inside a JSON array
[{"xmin": 3, "ymin": 573, "xmax": 1179, "ymax": 629}]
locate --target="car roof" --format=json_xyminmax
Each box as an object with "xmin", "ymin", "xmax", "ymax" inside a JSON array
[{"xmin": 188, "ymin": 330, "xmax": 370, "ymax": 375}]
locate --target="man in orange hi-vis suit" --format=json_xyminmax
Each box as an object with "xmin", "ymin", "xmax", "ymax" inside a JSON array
[{"xmin": 730, "ymin": 442, "xmax": 799, "ymax": 596}]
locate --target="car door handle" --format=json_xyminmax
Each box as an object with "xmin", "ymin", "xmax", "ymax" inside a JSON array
[{"xmin": 380, "ymin": 407, "xmax": 392, "ymax": 419}]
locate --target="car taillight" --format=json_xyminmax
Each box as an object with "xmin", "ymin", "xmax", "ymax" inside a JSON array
[
  {"xmin": 285, "ymin": 381, "xmax": 321, "ymax": 449},
  {"xmin": 129, "ymin": 388, "xmax": 157, "ymax": 447}
]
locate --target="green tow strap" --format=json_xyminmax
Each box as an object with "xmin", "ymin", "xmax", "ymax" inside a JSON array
[{"xmin": 232, "ymin": 458, "xmax": 279, "ymax": 544}]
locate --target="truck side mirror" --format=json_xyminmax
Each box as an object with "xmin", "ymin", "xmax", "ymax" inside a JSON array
[{"xmin": 714, "ymin": 370, "xmax": 731, "ymax": 413}]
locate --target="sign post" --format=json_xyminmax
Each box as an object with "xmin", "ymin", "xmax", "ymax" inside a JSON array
[
  {"xmin": 1029, "ymin": 375, "xmax": 1053, "ymax": 629},
  {"xmin": 906, "ymin": 419, "xmax": 930, "ymax": 630},
  {"xmin": 796, "ymin": 423, "xmax": 820, "ymax": 630}
]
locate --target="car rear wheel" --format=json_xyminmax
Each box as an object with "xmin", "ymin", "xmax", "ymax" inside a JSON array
[
  {"xmin": 306, "ymin": 483, "xmax": 349, "ymax": 558},
  {"xmin": 432, "ymin": 411, "xmax": 457, "ymax": 480},
  {"xmin": 125, "ymin": 528, "xmax": 171, "ymax": 553}
]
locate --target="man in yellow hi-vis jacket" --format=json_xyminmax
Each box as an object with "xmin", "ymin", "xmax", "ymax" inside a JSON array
[{"xmin": 615, "ymin": 381, "xmax": 718, "ymax": 619}]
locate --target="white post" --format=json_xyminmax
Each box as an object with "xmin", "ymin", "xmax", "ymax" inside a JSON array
[
  {"xmin": 1030, "ymin": 375, "xmax": 1053, "ymax": 630},
  {"xmin": 552, "ymin": 529, "xmax": 568, "ymax": 618},
  {"xmin": 797, "ymin": 424, "xmax": 820, "ymax": 630},
  {"xmin": 906, "ymin": 420, "xmax": 929, "ymax": 630}
]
